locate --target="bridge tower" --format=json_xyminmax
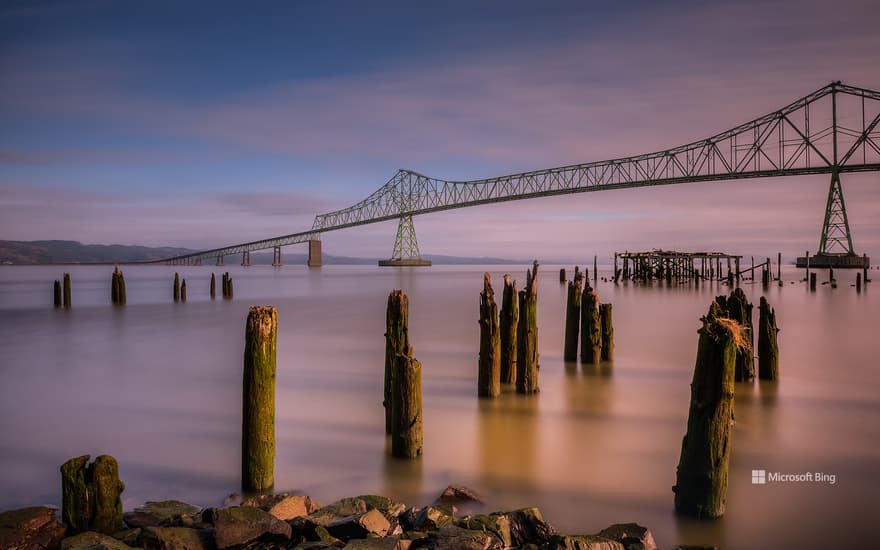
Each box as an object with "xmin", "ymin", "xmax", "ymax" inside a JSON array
[{"xmin": 379, "ymin": 172, "xmax": 431, "ymax": 266}]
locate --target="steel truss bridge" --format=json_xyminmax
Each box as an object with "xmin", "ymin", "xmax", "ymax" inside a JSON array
[{"xmin": 160, "ymin": 81, "xmax": 880, "ymax": 266}]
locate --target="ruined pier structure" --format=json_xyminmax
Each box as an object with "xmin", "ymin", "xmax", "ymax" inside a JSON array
[{"xmin": 615, "ymin": 250, "xmax": 746, "ymax": 284}]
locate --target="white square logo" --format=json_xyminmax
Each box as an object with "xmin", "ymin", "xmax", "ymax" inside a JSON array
[{"xmin": 752, "ymin": 469, "xmax": 766, "ymax": 484}]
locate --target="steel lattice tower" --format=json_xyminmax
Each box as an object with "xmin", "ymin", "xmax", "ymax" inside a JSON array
[
  {"xmin": 818, "ymin": 171, "xmax": 854, "ymax": 255},
  {"xmin": 390, "ymin": 214, "xmax": 422, "ymax": 260}
]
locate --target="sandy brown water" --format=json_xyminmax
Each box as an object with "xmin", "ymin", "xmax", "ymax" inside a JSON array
[{"xmin": 1, "ymin": 264, "xmax": 878, "ymax": 548}]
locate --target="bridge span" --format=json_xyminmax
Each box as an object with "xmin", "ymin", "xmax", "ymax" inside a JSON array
[{"xmin": 159, "ymin": 81, "xmax": 880, "ymax": 267}]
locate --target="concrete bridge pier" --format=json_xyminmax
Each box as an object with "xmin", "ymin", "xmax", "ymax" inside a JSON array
[
  {"xmin": 216, "ymin": 256, "xmax": 224, "ymax": 266},
  {"xmin": 272, "ymin": 246, "xmax": 282, "ymax": 267},
  {"xmin": 241, "ymin": 251, "xmax": 251, "ymax": 266},
  {"xmin": 308, "ymin": 239, "xmax": 322, "ymax": 267}
]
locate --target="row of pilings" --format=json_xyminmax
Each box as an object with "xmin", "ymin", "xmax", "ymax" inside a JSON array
[{"xmin": 561, "ymin": 266, "xmax": 614, "ymax": 364}]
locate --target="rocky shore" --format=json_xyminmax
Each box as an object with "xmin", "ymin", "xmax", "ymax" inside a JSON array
[{"xmin": 0, "ymin": 485, "xmax": 676, "ymax": 550}]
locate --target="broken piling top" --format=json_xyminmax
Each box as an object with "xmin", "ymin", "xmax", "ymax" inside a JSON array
[
  {"xmin": 564, "ymin": 266, "xmax": 584, "ymax": 361},
  {"xmin": 673, "ymin": 301, "xmax": 737, "ymax": 519},
  {"xmin": 242, "ymin": 306, "xmax": 278, "ymax": 494},
  {"xmin": 384, "ymin": 290, "xmax": 410, "ymax": 434},
  {"xmin": 758, "ymin": 296, "xmax": 780, "ymax": 381},
  {"xmin": 61, "ymin": 454, "xmax": 125, "ymax": 535},
  {"xmin": 478, "ymin": 273, "xmax": 501, "ymax": 398},
  {"xmin": 516, "ymin": 261, "xmax": 540, "ymax": 394},
  {"xmin": 499, "ymin": 274, "xmax": 518, "ymax": 386}
]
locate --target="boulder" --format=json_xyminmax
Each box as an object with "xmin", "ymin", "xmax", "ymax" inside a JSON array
[
  {"xmin": 429, "ymin": 525, "xmax": 502, "ymax": 550},
  {"xmin": 354, "ymin": 496, "xmax": 406, "ymax": 519},
  {"xmin": 434, "ymin": 485, "xmax": 483, "ymax": 506},
  {"xmin": 203, "ymin": 506, "xmax": 291, "ymax": 549},
  {"xmin": 343, "ymin": 537, "xmax": 410, "ymax": 549},
  {"xmin": 546, "ymin": 534, "xmax": 625, "ymax": 550},
  {"xmin": 504, "ymin": 508, "xmax": 556, "ymax": 546},
  {"xmin": 123, "ymin": 501, "xmax": 201, "ymax": 529},
  {"xmin": 242, "ymin": 494, "xmax": 316, "ymax": 521},
  {"xmin": 595, "ymin": 523, "xmax": 657, "ymax": 550},
  {"xmin": 325, "ymin": 509, "xmax": 390, "ymax": 541},
  {"xmin": 61, "ymin": 531, "xmax": 135, "ymax": 550},
  {"xmin": 110, "ymin": 529, "xmax": 140, "ymax": 547},
  {"xmin": 0, "ymin": 506, "xmax": 67, "ymax": 550},
  {"xmin": 411, "ymin": 506, "xmax": 455, "ymax": 531},
  {"xmin": 308, "ymin": 498, "xmax": 368, "ymax": 526},
  {"xmin": 457, "ymin": 514, "xmax": 512, "ymax": 547},
  {"xmin": 671, "ymin": 546, "xmax": 718, "ymax": 550},
  {"xmin": 142, "ymin": 526, "xmax": 215, "ymax": 550}
]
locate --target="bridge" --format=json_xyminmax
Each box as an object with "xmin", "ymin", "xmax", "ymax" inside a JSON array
[{"xmin": 160, "ymin": 81, "xmax": 880, "ymax": 267}]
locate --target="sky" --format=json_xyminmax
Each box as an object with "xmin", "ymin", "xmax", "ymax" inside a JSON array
[{"xmin": 1, "ymin": 0, "xmax": 879, "ymax": 261}]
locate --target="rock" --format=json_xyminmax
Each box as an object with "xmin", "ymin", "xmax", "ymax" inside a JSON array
[
  {"xmin": 242, "ymin": 494, "xmax": 316, "ymax": 521},
  {"xmin": 434, "ymin": 485, "xmax": 483, "ymax": 506},
  {"xmin": 343, "ymin": 537, "xmax": 410, "ymax": 549},
  {"xmin": 411, "ymin": 506, "xmax": 455, "ymax": 531},
  {"xmin": 308, "ymin": 498, "xmax": 368, "ymax": 526},
  {"xmin": 430, "ymin": 525, "xmax": 502, "ymax": 550},
  {"xmin": 123, "ymin": 501, "xmax": 201, "ymax": 529},
  {"xmin": 142, "ymin": 526, "xmax": 215, "ymax": 550},
  {"xmin": 671, "ymin": 546, "xmax": 718, "ymax": 550},
  {"xmin": 546, "ymin": 535, "xmax": 625, "ymax": 550},
  {"xmin": 457, "ymin": 514, "xmax": 512, "ymax": 547},
  {"xmin": 291, "ymin": 542, "xmax": 344, "ymax": 550},
  {"xmin": 325, "ymin": 510, "xmax": 390, "ymax": 541},
  {"xmin": 595, "ymin": 523, "xmax": 657, "ymax": 550},
  {"xmin": 61, "ymin": 531, "xmax": 135, "ymax": 550},
  {"xmin": 110, "ymin": 529, "xmax": 140, "ymax": 547},
  {"xmin": 0, "ymin": 506, "xmax": 67, "ymax": 550},
  {"xmin": 354, "ymin": 495, "xmax": 407, "ymax": 519},
  {"xmin": 204, "ymin": 506, "xmax": 291, "ymax": 549},
  {"xmin": 504, "ymin": 508, "xmax": 556, "ymax": 547}
]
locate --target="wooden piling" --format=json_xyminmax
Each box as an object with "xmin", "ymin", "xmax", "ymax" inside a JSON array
[
  {"xmin": 559, "ymin": 268, "xmax": 566, "ymax": 283},
  {"xmin": 242, "ymin": 306, "xmax": 277, "ymax": 493},
  {"xmin": 61, "ymin": 454, "xmax": 125, "ymax": 534},
  {"xmin": 516, "ymin": 261, "xmax": 539, "ymax": 394},
  {"xmin": 210, "ymin": 273, "xmax": 216, "ymax": 299},
  {"xmin": 599, "ymin": 303, "xmax": 614, "ymax": 361},
  {"xmin": 580, "ymin": 283, "xmax": 601, "ymax": 364},
  {"xmin": 54, "ymin": 280, "xmax": 62, "ymax": 307},
  {"xmin": 673, "ymin": 302, "xmax": 736, "ymax": 519},
  {"xmin": 563, "ymin": 267, "xmax": 583, "ymax": 361},
  {"xmin": 63, "ymin": 273, "xmax": 71, "ymax": 308},
  {"xmin": 725, "ymin": 289, "xmax": 754, "ymax": 382},
  {"xmin": 805, "ymin": 251, "xmax": 810, "ymax": 282},
  {"xmin": 478, "ymin": 273, "xmax": 501, "ymax": 398},
  {"xmin": 593, "ymin": 255, "xmax": 598, "ymax": 285},
  {"xmin": 757, "ymin": 297, "xmax": 779, "ymax": 381},
  {"xmin": 614, "ymin": 253, "xmax": 619, "ymax": 283},
  {"xmin": 499, "ymin": 274, "xmax": 518, "ymax": 385},
  {"xmin": 810, "ymin": 272, "xmax": 817, "ymax": 291},
  {"xmin": 118, "ymin": 270, "xmax": 126, "ymax": 305},
  {"xmin": 777, "ymin": 252, "xmax": 782, "ymax": 284},
  {"xmin": 111, "ymin": 268, "xmax": 119, "ymax": 304},
  {"xmin": 864, "ymin": 254, "xmax": 869, "ymax": 283},
  {"xmin": 384, "ymin": 290, "xmax": 410, "ymax": 434},
  {"xmin": 173, "ymin": 272, "xmax": 180, "ymax": 303},
  {"xmin": 857, "ymin": 272, "xmax": 862, "ymax": 291},
  {"xmin": 180, "ymin": 279, "xmax": 187, "ymax": 303},
  {"xmin": 391, "ymin": 354, "xmax": 423, "ymax": 458}
]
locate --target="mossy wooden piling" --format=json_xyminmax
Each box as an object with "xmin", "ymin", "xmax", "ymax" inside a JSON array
[
  {"xmin": 563, "ymin": 267, "xmax": 583, "ymax": 361},
  {"xmin": 516, "ymin": 261, "xmax": 539, "ymax": 394},
  {"xmin": 180, "ymin": 279, "xmax": 187, "ymax": 303},
  {"xmin": 242, "ymin": 306, "xmax": 277, "ymax": 493},
  {"xmin": 758, "ymin": 297, "xmax": 779, "ymax": 380},
  {"xmin": 210, "ymin": 273, "xmax": 216, "ymax": 299},
  {"xmin": 857, "ymin": 272, "xmax": 862, "ymax": 291},
  {"xmin": 724, "ymin": 288, "xmax": 754, "ymax": 382},
  {"xmin": 227, "ymin": 277, "xmax": 234, "ymax": 298},
  {"xmin": 580, "ymin": 282, "xmax": 601, "ymax": 364},
  {"xmin": 478, "ymin": 273, "xmax": 501, "ymax": 398},
  {"xmin": 54, "ymin": 280, "xmax": 62, "ymax": 307},
  {"xmin": 559, "ymin": 268, "xmax": 566, "ymax": 283},
  {"xmin": 384, "ymin": 290, "xmax": 410, "ymax": 433},
  {"xmin": 61, "ymin": 454, "xmax": 125, "ymax": 534},
  {"xmin": 599, "ymin": 303, "xmax": 614, "ymax": 361},
  {"xmin": 111, "ymin": 267, "xmax": 127, "ymax": 305},
  {"xmin": 173, "ymin": 272, "xmax": 180, "ymax": 303},
  {"xmin": 391, "ymin": 353, "xmax": 423, "ymax": 458},
  {"xmin": 673, "ymin": 302, "xmax": 736, "ymax": 519},
  {"xmin": 63, "ymin": 273, "xmax": 71, "ymax": 308},
  {"xmin": 499, "ymin": 274, "xmax": 518, "ymax": 385},
  {"xmin": 810, "ymin": 272, "xmax": 817, "ymax": 290}
]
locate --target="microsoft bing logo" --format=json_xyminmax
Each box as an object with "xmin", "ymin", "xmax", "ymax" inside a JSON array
[{"xmin": 752, "ymin": 469, "xmax": 767, "ymax": 484}]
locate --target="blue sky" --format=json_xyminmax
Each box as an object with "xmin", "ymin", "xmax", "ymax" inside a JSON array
[{"xmin": 1, "ymin": 0, "xmax": 879, "ymax": 259}]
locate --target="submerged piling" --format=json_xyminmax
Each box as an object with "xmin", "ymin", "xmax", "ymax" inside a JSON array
[
  {"xmin": 673, "ymin": 302, "xmax": 736, "ymax": 519},
  {"xmin": 54, "ymin": 280, "xmax": 62, "ymax": 307},
  {"xmin": 173, "ymin": 273, "xmax": 180, "ymax": 303},
  {"xmin": 563, "ymin": 267, "xmax": 583, "ymax": 361},
  {"xmin": 210, "ymin": 273, "xmax": 216, "ymax": 299},
  {"xmin": 580, "ymin": 282, "xmax": 601, "ymax": 364},
  {"xmin": 61, "ymin": 454, "xmax": 125, "ymax": 534},
  {"xmin": 63, "ymin": 273, "xmax": 71, "ymax": 308},
  {"xmin": 242, "ymin": 306, "xmax": 277, "ymax": 493},
  {"xmin": 758, "ymin": 297, "xmax": 779, "ymax": 381},
  {"xmin": 384, "ymin": 290, "xmax": 410, "ymax": 433},
  {"xmin": 499, "ymin": 274, "xmax": 518, "ymax": 385},
  {"xmin": 599, "ymin": 303, "xmax": 614, "ymax": 361},
  {"xmin": 478, "ymin": 273, "xmax": 501, "ymax": 398},
  {"xmin": 516, "ymin": 261, "xmax": 539, "ymax": 394},
  {"xmin": 391, "ymin": 353, "xmax": 423, "ymax": 458}
]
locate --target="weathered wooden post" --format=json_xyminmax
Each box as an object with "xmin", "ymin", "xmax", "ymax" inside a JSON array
[
  {"xmin": 61, "ymin": 454, "xmax": 125, "ymax": 534},
  {"xmin": 391, "ymin": 353, "xmax": 423, "ymax": 458},
  {"xmin": 210, "ymin": 273, "xmax": 216, "ymax": 299},
  {"xmin": 180, "ymin": 279, "xmax": 187, "ymax": 303},
  {"xmin": 111, "ymin": 268, "xmax": 119, "ymax": 304},
  {"xmin": 478, "ymin": 273, "xmax": 501, "ymax": 398},
  {"xmin": 385, "ymin": 290, "xmax": 410, "ymax": 434},
  {"xmin": 54, "ymin": 280, "xmax": 62, "ymax": 307},
  {"xmin": 580, "ymin": 283, "xmax": 601, "ymax": 364},
  {"xmin": 673, "ymin": 303, "xmax": 736, "ymax": 519},
  {"xmin": 594, "ymin": 255, "xmax": 598, "ymax": 285},
  {"xmin": 810, "ymin": 272, "xmax": 817, "ymax": 291},
  {"xmin": 242, "ymin": 306, "xmax": 277, "ymax": 493},
  {"xmin": 614, "ymin": 253, "xmax": 619, "ymax": 284},
  {"xmin": 563, "ymin": 267, "xmax": 583, "ymax": 361},
  {"xmin": 777, "ymin": 252, "xmax": 783, "ymax": 286},
  {"xmin": 118, "ymin": 270, "xmax": 126, "ymax": 305},
  {"xmin": 599, "ymin": 303, "xmax": 614, "ymax": 360},
  {"xmin": 516, "ymin": 261, "xmax": 539, "ymax": 394},
  {"xmin": 864, "ymin": 254, "xmax": 869, "ymax": 283},
  {"xmin": 63, "ymin": 273, "xmax": 71, "ymax": 308},
  {"xmin": 725, "ymin": 288, "xmax": 754, "ymax": 382},
  {"xmin": 226, "ymin": 273, "xmax": 234, "ymax": 299},
  {"xmin": 173, "ymin": 272, "xmax": 180, "ymax": 302},
  {"xmin": 758, "ymin": 297, "xmax": 779, "ymax": 381},
  {"xmin": 857, "ymin": 272, "xmax": 862, "ymax": 291},
  {"xmin": 559, "ymin": 268, "xmax": 566, "ymax": 283},
  {"xmin": 499, "ymin": 274, "xmax": 518, "ymax": 385}
]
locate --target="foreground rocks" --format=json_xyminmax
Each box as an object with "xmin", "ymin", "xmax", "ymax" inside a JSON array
[{"xmin": 0, "ymin": 486, "xmax": 665, "ymax": 550}]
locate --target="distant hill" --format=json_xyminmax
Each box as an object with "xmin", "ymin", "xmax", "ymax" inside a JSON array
[{"xmin": 0, "ymin": 240, "xmax": 527, "ymax": 265}]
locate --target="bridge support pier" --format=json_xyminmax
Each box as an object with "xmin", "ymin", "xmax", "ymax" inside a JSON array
[
  {"xmin": 272, "ymin": 246, "xmax": 282, "ymax": 267},
  {"xmin": 308, "ymin": 239, "xmax": 322, "ymax": 267},
  {"xmin": 241, "ymin": 251, "xmax": 251, "ymax": 266},
  {"xmin": 379, "ymin": 215, "xmax": 431, "ymax": 267},
  {"xmin": 216, "ymin": 256, "xmax": 224, "ymax": 266}
]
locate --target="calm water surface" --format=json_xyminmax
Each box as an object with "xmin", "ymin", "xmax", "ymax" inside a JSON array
[{"xmin": 1, "ymin": 264, "xmax": 878, "ymax": 548}]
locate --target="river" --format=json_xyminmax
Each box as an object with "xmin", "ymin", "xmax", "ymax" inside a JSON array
[{"xmin": 0, "ymin": 263, "xmax": 877, "ymax": 548}]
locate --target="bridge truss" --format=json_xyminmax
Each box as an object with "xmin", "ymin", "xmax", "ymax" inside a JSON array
[{"xmin": 161, "ymin": 81, "xmax": 880, "ymax": 265}]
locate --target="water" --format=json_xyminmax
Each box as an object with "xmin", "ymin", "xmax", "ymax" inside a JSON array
[{"xmin": 1, "ymin": 264, "xmax": 878, "ymax": 548}]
